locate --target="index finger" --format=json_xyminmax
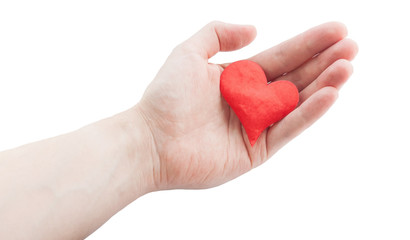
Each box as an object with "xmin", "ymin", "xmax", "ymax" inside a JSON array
[{"xmin": 249, "ymin": 22, "xmax": 348, "ymax": 81}]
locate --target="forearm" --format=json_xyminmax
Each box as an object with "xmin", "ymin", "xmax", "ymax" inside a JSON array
[{"xmin": 0, "ymin": 107, "xmax": 156, "ymax": 239}]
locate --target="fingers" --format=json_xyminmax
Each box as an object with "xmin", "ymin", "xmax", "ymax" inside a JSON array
[
  {"xmin": 178, "ymin": 21, "xmax": 257, "ymax": 59},
  {"xmin": 266, "ymin": 86, "xmax": 338, "ymax": 158},
  {"xmin": 249, "ymin": 22, "xmax": 348, "ymax": 81},
  {"xmin": 279, "ymin": 38, "xmax": 358, "ymax": 91},
  {"xmin": 298, "ymin": 59, "xmax": 353, "ymax": 104}
]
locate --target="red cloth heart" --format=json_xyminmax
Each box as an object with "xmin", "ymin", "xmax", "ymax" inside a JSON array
[{"xmin": 220, "ymin": 60, "xmax": 299, "ymax": 146}]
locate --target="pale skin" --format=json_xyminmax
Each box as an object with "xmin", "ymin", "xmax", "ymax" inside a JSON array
[{"xmin": 0, "ymin": 21, "xmax": 358, "ymax": 239}]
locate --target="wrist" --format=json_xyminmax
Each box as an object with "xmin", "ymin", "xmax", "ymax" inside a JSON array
[
  {"xmin": 0, "ymin": 105, "xmax": 161, "ymax": 238},
  {"xmin": 107, "ymin": 105, "xmax": 160, "ymax": 197}
]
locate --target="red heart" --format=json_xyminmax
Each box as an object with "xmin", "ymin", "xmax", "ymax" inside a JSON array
[{"xmin": 220, "ymin": 60, "xmax": 299, "ymax": 146}]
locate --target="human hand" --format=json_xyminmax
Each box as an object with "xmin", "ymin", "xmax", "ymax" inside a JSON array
[
  {"xmin": 137, "ymin": 21, "xmax": 358, "ymax": 190},
  {"xmin": 0, "ymin": 21, "xmax": 357, "ymax": 239}
]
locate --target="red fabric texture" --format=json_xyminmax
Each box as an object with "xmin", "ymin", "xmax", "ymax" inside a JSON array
[{"xmin": 220, "ymin": 60, "xmax": 299, "ymax": 146}]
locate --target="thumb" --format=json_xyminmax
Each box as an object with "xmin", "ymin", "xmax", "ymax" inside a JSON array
[{"xmin": 179, "ymin": 21, "xmax": 257, "ymax": 59}]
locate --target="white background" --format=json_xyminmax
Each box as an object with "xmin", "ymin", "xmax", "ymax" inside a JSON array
[{"xmin": 1, "ymin": 0, "xmax": 409, "ymax": 239}]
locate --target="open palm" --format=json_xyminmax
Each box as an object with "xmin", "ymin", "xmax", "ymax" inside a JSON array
[{"xmin": 139, "ymin": 22, "xmax": 357, "ymax": 190}]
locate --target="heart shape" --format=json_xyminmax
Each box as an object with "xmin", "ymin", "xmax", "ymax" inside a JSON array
[{"xmin": 220, "ymin": 60, "xmax": 299, "ymax": 146}]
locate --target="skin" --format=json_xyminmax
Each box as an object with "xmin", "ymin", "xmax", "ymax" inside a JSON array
[{"xmin": 0, "ymin": 21, "xmax": 358, "ymax": 239}]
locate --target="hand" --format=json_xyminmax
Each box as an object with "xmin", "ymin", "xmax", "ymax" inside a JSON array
[
  {"xmin": 0, "ymin": 21, "xmax": 358, "ymax": 239},
  {"xmin": 137, "ymin": 21, "xmax": 358, "ymax": 190}
]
